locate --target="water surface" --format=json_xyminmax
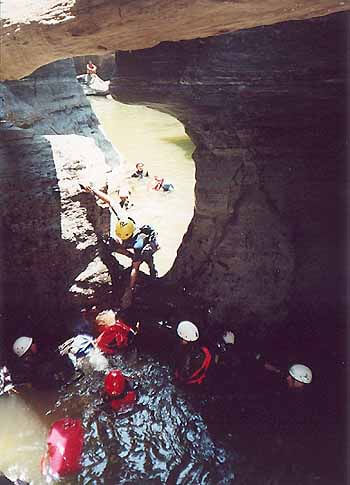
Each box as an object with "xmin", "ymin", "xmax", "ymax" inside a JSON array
[{"xmin": 90, "ymin": 97, "xmax": 196, "ymax": 277}]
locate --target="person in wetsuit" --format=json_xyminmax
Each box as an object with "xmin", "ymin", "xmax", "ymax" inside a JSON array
[
  {"xmin": 10, "ymin": 335, "xmax": 75, "ymax": 390},
  {"xmin": 174, "ymin": 321, "xmax": 213, "ymax": 386},
  {"xmin": 116, "ymin": 186, "xmax": 133, "ymax": 210},
  {"xmin": 103, "ymin": 369, "xmax": 137, "ymax": 413},
  {"xmin": 130, "ymin": 162, "xmax": 149, "ymax": 179}
]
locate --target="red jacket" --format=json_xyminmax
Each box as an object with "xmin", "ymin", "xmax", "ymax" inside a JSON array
[{"xmin": 96, "ymin": 321, "xmax": 133, "ymax": 354}]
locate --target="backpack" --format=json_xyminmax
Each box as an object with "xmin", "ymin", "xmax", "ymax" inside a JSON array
[{"xmin": 139, "ymin": 224, "xmax": 158, "ymax": 244}]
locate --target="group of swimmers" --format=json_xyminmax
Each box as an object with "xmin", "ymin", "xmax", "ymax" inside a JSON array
[
  {"xmin": 0, "ymin": 292, "xmax": 314, "ymax": 482},
  {"xmin": 116, "ymin": 162, "xmax": 175, "ymax": 210}
]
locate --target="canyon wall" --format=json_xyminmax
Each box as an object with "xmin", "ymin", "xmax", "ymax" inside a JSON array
[
  {"xmin": 0, "ymin": 59, "xmax": 123, "ymax": 321},
  {"xmin": 0, "ymin": 4, "xmax": 347, "ymax": 338},
  {"xmin": 111, "ymin": 13, "xmax": 348, "ymax": 333}
]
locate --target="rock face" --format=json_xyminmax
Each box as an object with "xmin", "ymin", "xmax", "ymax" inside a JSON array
[
  {"xmin": 111, "ymin": 13, "xmax": 348, "ymax": 331},
  {"xmin": 0, "ymin": 3, "xmax": 348, "ymax": 338},
  {"xmin": 1, "ymin": 0, "xmax": 348, "ymax": 80},
  {"xmin": 0, "ymin": 59, "xmax": 123, "ymax": 320}
]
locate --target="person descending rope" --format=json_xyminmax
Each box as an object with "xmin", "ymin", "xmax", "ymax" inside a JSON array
[
  {"xmin": 103, "ymin": 369, "xmax": 137, "ymax": 413},
  {"xmin": 81, "ymin": 183, "xmax": 160, "ymax": 309},
  {"xmin": 174, "ymin": 321, "xmax": 212, "ymax": 386}
]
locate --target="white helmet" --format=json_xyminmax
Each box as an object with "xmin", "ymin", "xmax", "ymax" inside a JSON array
[
  {"xmin": 288, "ymin": 364, "xmax": 313, "ymax": 384},
  {"xmin": 177, "ymin": 321, "xmax": 199, "ymax": 342},
  {"xmin": 13, "ymin": 336, "xmax": 33, "ymax": 357}
]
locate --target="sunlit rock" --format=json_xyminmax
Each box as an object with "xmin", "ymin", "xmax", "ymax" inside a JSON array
[
  {"xmin": 1, "ymin": 0, "xmax": 348, "ymax": 80},
  {"xmin": 0, "ymin": 59, "xmax": 123, "ymax": 318}
]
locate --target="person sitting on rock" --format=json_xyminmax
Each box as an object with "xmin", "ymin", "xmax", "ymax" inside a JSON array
[
  {"xmin": 103, "ymin": 369, "xmax": 137, "ymax": 413},
  {"xmin": 81, "ymin": 183, "xmax": 160, "ymax": 309},
  {"xmin": 86, "ymin": 59, "xmax": 97, "ymax": 84},
  {"xmin": 131, "ymin": 162, "xmax": 149, "ymax": 179}
]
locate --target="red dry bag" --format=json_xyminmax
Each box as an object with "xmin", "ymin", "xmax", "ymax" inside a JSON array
[{"xmin": 41, "ymin": 418, "xmax": 83, "ymax": 478}]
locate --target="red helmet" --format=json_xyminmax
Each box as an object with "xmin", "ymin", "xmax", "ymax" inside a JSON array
[{"xmin": 104, "ymin": 370, "xmax": 126, "ymax": 396}]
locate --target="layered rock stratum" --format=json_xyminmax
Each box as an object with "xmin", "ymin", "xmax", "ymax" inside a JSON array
[{"xmin": 1, "ymin": 0, "xmax": 349, "ymax": 80}]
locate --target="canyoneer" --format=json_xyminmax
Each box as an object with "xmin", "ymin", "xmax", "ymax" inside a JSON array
[
  {"xmin": 130, "ymin": 162, "xmax": 149, "ymax": 179},
  {"xmin": 149, "ymin": 175, "xmax": 175, "ymax": 192},
  {"xmin": 103, "ymin": 369, "xmax": 137, "ymax": 413},
  {"xmin": 253, "ymin": 349, "xmax": 313, "ymax": 391},
  {"xmin": 81, "ymin": 183, "xmax": 160, "ymax": 309},
  {"xmin": 10, "ymin": 335, "xmax": 75, "ymax": 390},
  {"xmin": 174, "ymin": 321, "xmax": 213, "ymax": 386},
  {"xmin": 86, "ymin": 59, "xmax": 97, "ymax": 84},
  {"xmin": 94, "ymin": 309, "xmax": 140, "ymax": 354}
]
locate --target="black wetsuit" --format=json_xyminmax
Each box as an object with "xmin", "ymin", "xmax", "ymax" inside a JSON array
[
  {"xmin": 175, "ymin": 343, "xmax": 212, "ymax": 385},
  {"xmin": 131, "ymin": 169, "xmax": 149, "ymax": 179},
  {"xmin": 10, "ymin": 350, "xmax": 75, "ymax": 390}
]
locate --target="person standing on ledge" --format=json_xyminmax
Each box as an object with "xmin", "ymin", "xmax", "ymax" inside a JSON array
[
  {"xmin": 81, "ymin": 183, "xmax": 160, "ymax": 309},
  {"xmin": 86, "ymin": 59, "xmax": 97, "ymax": 84}
]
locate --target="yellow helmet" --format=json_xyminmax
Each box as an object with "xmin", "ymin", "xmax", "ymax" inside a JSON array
[{"xmin": 115, "ymin": 218, "xmax": 135, "ymax": 240}]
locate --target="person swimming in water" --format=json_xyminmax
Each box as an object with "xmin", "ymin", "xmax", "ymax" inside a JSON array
[
  {"xmin": 149, "ymin": 176, "xmax": 174, "ymax": 192},
  {"xmin": 131, "ymin": 162, "xmax": 149, "ymax": 179}
]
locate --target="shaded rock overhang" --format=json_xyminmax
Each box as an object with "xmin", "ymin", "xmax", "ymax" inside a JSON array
[{"xmin": 1, "ymin": 0, "xmax": 349, "ymax": 80}]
